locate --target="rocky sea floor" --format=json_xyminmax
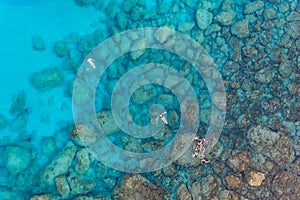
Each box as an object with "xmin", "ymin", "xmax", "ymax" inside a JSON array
[{"xmin": 0, "ymin": 0, "xmax": 300, "ymax": 199}]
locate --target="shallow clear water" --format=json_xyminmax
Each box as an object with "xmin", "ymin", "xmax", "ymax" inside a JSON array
[{"xmin": 0, "ymin": 0, "xmax": 299, "ymax": 199}]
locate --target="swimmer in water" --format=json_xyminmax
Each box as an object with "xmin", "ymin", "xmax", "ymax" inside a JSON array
[
  {"xmin": 87, "ymin": 58, "xmax": 96, "ymax": 69},
  {"xmin": 156, "ymin": 112, "xmax": 168, "ymax": 125}
]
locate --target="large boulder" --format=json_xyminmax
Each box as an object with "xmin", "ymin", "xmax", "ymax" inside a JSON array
[
  {"xmin": 30, "ymin": 68, "xmax": 64, "ymax": 91},
  {"xmin": 4, "ymin": 146, "xmax": 32, "ymax": 175},
  {"xmin": 41, "ymin": 141, "xmax": 77, "ymax": 186}
]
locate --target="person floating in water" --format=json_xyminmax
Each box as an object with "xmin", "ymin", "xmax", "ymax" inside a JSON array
[
  {"xmin": 156, "ymin": 112, "xmax": 168, "ymax": 125},
  {"xmin": 87, "ymin": 57, "xmax": 96, "ymax": 69},
  {"xmin": 192, "ymin": 136, "xmax": 210, "ymax": 164}
]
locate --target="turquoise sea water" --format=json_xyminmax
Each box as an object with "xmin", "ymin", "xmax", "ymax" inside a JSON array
[{"xmin": 0, "ymin": 0, "xmax": 299, "ymax": 199}]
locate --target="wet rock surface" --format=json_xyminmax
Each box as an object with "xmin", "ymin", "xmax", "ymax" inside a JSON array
[{"xmin": 113, "ymin": 174, "xmax": 164, "ymax": 200}]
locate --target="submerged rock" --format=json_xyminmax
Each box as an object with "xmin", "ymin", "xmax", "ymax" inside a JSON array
[
  {"xmin": 41, "ymin": 141, "xmax": 77, "ymax": 186},
  {"xmin": 231, "ymin": 19, "xmax": 249, "ymax": 38},
  {"xmin": 74, "ymin": 148, "xmax": 91, "ymax": 174},
  {"xmin": 32, "ymin": 36, "xmax": 46, "ymax": 51},
  {"xmin": 96, "ymin": 111, "xmax": 120, "ymax": 135},
  {"xmin": 271, "ymin": 170, "xmax": 300, "ymax": 199},
  {"xmin": 224, "ymin": 174, "xmax": 244, "ymax": 189},
  {"xmin": 55, "ymin": 175, "xmax": 70, "ymax": 199},
  {"xmin": 131, "ymin": 84, "xmax": 156, "ymax": 104},
  {"xmin": 227, "ymin": 150, "xmax": 251, "ymax": 173},
  {"xmin": 70, "ymin": 124, "xmax": 97, "ymax": 146},
  {"xmin": 178, "ymin": 22, "xmax": 195, "ymax": 32},
  {"xmin": 196, "ymin": 9, "xmax": 213, "ymax": 30},
  {"xmin": 67, "ymin": 172, "xmax": 96, "ymax": 195},
  {"xmin": 176, "ymin": 183, "xmax": 192, "ymax": 200},
  {"xmin": 30, "ymin": 194, "xmax": 60, "ymax": 200},
  {"xmin": 244, "ymin": 0, "xmax": 264, "ymax": 14},
  {"xmin": 255, "ymin": 68, "xmax": 273, "ymax": 84},
  {"xmin": 54, "ymin": 41, "xmax": 69, "ymax": 57},
  {"xmin": 113, "ymin": 174, "xmax": 164, "ymax": 199},
  {"xmin": 9, "ymin": 90, "xmax": 26, "ymax": 115},
  {"xmin": 0, "ymin": 114, "xmax": 8, "ymax": 130},
  {"xmin": 4, "ymin": 146, "xmax": 32, "ymax": 175},
  {"xmin": 10, "ymin": 110, "xmax": 28, "ymax": 132},
  {"xmin": 245, "ymin": 170, "xmax": 265, "ymax": 187},
  {"xmin": 214, "ymin": 11, "xmax": 234, "ymax": 26},
  {"xmin": 30, "ymin": 68, "xmax": 64, "ymax": 91},
  {"xmin": 247, "ymin": 125, "xmax": 293, "ymax": 166},
  {"xmin": 74, "ymin": 0, "xmax": 90, "ymax": 7}
]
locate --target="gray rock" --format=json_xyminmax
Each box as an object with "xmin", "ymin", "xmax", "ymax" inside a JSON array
[
  {"xmin": 271, "ymin": 170, "xmax": 300, "ymax": 199},
  {"xmin": 247, "ymin": 125, "xmax": 293, "ymax": 165},
  {"xmin": 263, "ymin": 8, "xmax": 276, "ymax": 20},
  {"xmin": 201, "ymin": 174, "xmax": 220, "ymax": 198},
  {"xmin": 196, "ymin": 9, "xmax": 213, "ymax": 30},
  {"xmin": 242, "ymin": 46, "xmax": 258, "ymax": 58},
  {"xmin": 218, "ymin": 190, "xmax": 240, "ymax": 200},
  {"xmin": 287, "ymin": 11, "xmax": 300, "ymax": 21},
  {"xmin": 255, "ymin": 68, "xmax": 273, "ymax": 84},
  {"xmin": 214, "ymin": 11, "xmax": 234, "ymax": 26},
  {"xmin": 176, "ymin": 183, "xmax": 192, "ymax": 200},
  {"xmin": 190, "ymin": 182, "xmax": 202, "ymax": 200},
  {"xmin": 244, "ymin": 0, "xmax": 264, "ymax": 14},
  {"xmin": 231, "ymin": 19, "xmax": 249, "ymax": 38}
]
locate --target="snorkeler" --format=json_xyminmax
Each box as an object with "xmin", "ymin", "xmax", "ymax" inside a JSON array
[
  {"xmin": 87, "ymin": 57, "xmax": 96, "ymax": 69},
  {"xmin": 156, "ymin": 112, "xmax": 168, "ymax": 125}
]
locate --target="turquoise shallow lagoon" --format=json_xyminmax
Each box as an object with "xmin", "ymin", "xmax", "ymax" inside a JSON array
[{"xmin": 0, "ymin": 0, "xmax": 299, "ymax": 199}]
